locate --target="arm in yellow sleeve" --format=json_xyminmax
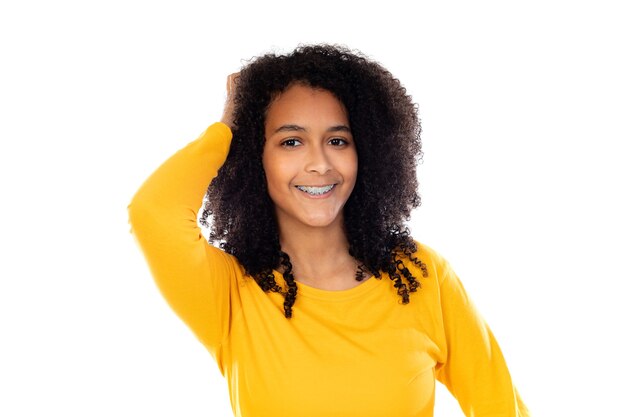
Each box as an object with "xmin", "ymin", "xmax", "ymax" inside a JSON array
[
  {"xmin": 435, "ymin": 259, "xmax": 530, "ymax": 416},
  {"xmin": 127, "ymin": 122, "xmax": 236, "ymax": 357}
]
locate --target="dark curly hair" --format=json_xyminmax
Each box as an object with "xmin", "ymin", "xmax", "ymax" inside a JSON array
[{"xmin": 201, "ymin": 44, "xmax": 427, "ymax": 318}]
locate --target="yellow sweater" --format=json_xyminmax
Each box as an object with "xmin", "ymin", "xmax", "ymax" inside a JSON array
[{"xmin": 128, "ymin": 122, "xmax": 529, "ymax": 417}]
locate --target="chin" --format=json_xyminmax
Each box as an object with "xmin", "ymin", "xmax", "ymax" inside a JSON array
[
  {"xmin": 304, "ymin": 220, "xmax": 335, "ymax": 228},
  {"xmin": 275, "ymin": 205, "xmax": 345, "ymax": 230},
  {"xmin": 299, "ymin": 213, "xmax": 343, "ymax": 229}
]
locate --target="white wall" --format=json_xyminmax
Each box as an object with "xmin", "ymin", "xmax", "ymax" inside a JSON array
[{"xmin": 1, "ymin": 0, "xmax": 624, "ymax": 415}]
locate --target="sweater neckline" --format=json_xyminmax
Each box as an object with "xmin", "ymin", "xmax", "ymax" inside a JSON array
[{"xmin": 272, "ymin": 270, "xmax": 383, "ymax": 301}]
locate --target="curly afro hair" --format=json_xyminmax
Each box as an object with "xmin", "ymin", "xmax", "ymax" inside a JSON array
[{"xmin": 201, "ymin": 44, "xmax": 427, "ymax": 318}]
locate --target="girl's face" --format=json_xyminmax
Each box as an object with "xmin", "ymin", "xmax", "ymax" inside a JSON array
[{"xmin": 262, "ymin": 84, "xmax": 358, "ymax": 231}]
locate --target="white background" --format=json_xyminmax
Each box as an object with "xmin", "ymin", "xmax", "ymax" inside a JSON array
[{"xmin": 1, "ymin": 0, "xmax": 624, "ymax": 416}]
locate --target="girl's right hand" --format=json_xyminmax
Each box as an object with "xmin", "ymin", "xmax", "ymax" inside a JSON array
[{"xmin": 220, "ymin": 73, "xmax": 239, "ymax": 129}]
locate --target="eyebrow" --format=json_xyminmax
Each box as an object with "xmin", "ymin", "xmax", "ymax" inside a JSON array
[{"xmin": 273, "ymin": 124, "xmax": 352, "ymax": 134}]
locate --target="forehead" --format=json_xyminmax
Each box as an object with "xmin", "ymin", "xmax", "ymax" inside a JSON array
[{"xmin": 265, "ymin": 84, "xmax": 349, "ymax": 128}]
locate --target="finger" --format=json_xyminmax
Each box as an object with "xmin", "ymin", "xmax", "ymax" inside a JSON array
[{"xmin": 226, "ymin": 72, "xmax": 240, "ymax": 95}]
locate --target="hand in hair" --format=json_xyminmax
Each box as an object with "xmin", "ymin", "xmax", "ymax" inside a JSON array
[{"xmin": 220, "ymin": 73, "xmax": 239, "ymax": 129}]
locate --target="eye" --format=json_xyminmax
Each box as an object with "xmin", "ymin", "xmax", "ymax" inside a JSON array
[
  {"xmin": 329, "ymin": 137, "xmax": 349, "ymax": 146},
  {"xmin": 280, "ymin": 138, "xmax": 302, "ymax": 147}
]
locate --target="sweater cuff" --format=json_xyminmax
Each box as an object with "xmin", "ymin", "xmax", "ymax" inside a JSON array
[
  {"xmin": 191, "ymin": 122, "xmax": 233, "ymax": 157},
  {"xmin": 209, "ymin": 122, "xmax": 233, "ymax": 140}
]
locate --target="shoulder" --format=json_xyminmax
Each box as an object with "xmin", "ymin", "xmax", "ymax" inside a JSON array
[
  {"xmin": 404, "ymin": 241, "xmax": 454, "ymax": 287},
  {"xmin": 412, "ymin": 241, "xmax": 449, "ymax": 270}
]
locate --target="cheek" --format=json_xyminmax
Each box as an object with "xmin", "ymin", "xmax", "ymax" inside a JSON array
[
  {"xmin": 347, "ymin": 152, "xmax": 358, "ymax": 184},
  {"xmin": 262, "ymin": 154, "xmax": 292, "ymax": 199},
  {"xmin": 264, "ymin": 152, "xmax": 298, "ymax": 181},
  {"xmin": 262, "ymin": 163, "xmax": 277, "ymax": 197}
]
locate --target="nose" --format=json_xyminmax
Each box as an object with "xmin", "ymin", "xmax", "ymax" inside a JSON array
[{"xmin": 304, "ymin": 144, "xmax": 332, "ymax": 175}]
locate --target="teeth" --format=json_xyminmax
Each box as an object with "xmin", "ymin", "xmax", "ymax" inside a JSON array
[{"xmin": 296, "ymin": 185, "xmax": 335, "ymax": 195}]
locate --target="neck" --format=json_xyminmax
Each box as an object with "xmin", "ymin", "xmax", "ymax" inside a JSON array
[{"xmin": 277, "ymin": 216, "xmax": 358, "ymax": 288}]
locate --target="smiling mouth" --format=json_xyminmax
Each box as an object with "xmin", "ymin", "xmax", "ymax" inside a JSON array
[{"xmin": 295, "ymin": 184, "xmax": 335, "ymax": 196}]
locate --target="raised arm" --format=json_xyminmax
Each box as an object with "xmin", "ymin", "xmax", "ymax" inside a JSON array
[
  {"xmin": 128, "ymin": 121, "xmax": 236, "ymax": 356},
  {"xmin": 128, "ymin": 75, "xmax": 241, "ymax": 356}
]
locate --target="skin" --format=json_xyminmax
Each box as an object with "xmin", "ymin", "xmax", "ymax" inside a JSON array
[
  {"xmin": 262, "ymin": 84, "xmax": 362, "ymax": 290},
  {"xmin": 220, "ymin": 73, "xmax": 238, "ymax": 129},
  {"xmin": 263, "ymin": 84, "xmax": 357, "ymax": 231},
  {"xmin": 221, "ymin": 77, "xmax": 366, "ymax": 290}
]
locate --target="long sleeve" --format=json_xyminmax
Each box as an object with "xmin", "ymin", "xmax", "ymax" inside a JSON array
[
  {"xmin": 127, "ymin": 122, "xmax": 237, "ymax": 358},
  {"xmin": 433, "ymin": 257, "xmax": 530, "ymax": 417}
]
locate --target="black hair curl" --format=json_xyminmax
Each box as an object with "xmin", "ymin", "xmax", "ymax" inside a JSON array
[{"xmin": 201, "ymin": 44, "xmax": 427, "ymax": 318}]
